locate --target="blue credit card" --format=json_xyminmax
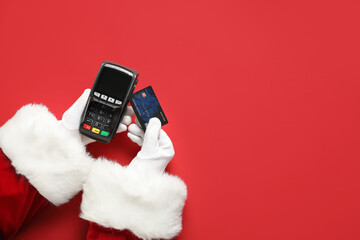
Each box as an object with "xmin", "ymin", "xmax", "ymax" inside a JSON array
[{"xmin": 130, "ymin": 86, "xmax": 168, "ymax": 130}]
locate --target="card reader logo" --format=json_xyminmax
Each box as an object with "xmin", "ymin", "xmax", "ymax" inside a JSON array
[{"xmin": 142, "ymin": 92, "xmax": 147, "ymax": 97}]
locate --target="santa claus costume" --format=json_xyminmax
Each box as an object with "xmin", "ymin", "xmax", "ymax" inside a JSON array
[{"xmin": 0, "ymin": 90, "xmax": 187, "ymax": 240}]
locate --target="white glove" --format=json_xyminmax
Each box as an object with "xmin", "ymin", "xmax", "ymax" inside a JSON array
[
  {"xmin": 60, "ymin": 89, "xmax": 134, "ymax": 145},
  {"xmin": 128, "ymin": 117, "xmax": 174, "ymax": 173}
]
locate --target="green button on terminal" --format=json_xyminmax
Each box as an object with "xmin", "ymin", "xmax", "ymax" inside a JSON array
[{"xmin": 101, "ymin": 131, "xmax": 109, "ymax": 137}]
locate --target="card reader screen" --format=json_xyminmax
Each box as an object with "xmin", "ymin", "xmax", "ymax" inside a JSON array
[{"xmin": 94, "ymin": 65, "xmax": 133, "ymax": 100}]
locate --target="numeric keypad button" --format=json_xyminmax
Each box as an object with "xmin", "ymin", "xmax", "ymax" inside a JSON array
[
  {"xmin": 94, "ymin": 122, "xmax": 103, "ymax": 128},
  {"xmin": 87, "ymin": 112, "xmax": 96, "ymax": 118},
  {"xmin": 96, "ymin": 115, "xmax": 105, "ymax": 122},
  {"xmin": 85, "ymin": 118, "xmax": 93, "ymax": 124}
]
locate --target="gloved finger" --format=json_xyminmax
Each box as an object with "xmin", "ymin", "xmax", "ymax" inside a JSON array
[
  {"xmin": 123, "ymin": 106, "xmax": 135, "ymax": 117},
  {"xmin": 62, "ymin": 89, "xmax": 91, "ymax": 130},
  {"xmin": 127, "ymin": 132, "xmax": 143, "ymax": 146},
  {"xmin": 116, "ymin": 123, "xmax": 127, "ymax": 133},
  {"xmin": 142, "ymin": 118, "xmax": 161, "ymax": 152},
  {"xmin": 120, "ymin": 115, "xmax": 132, "ymax": 126},
  {"xmin": 159, "ymin": 129, "xmax": 175, "ymax": 158},
  {"xmin": 128, "ymin": 123, "xmax": 144, "ymax": 138},
  {"xmin": 159, "ymin": 129, "xmax": 173, "ymax": 148}
]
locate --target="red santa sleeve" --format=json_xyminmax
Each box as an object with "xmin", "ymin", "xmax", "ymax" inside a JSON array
[
  {"xmin": 0, "ymin": 149, "xmax": 48, "ymax": 239},
  {"xmin": 86, "ymin": 222, "xmax": 139, "ymax": 240},
  {"xmin": 0, "ymin": 104, "xmax": 94, "ymax": 239},
  {"xmin": 80, "ymin": 159, "xmax": 187, "ymax": 240}
]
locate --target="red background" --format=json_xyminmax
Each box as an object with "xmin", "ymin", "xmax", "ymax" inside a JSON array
[{"xmin": 1, "ymin": 0, "xmax": 360, "ymax": 239}]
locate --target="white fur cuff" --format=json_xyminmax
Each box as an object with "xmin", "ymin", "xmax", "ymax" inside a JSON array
[
  {"xmin": 0, "ymin": 104, "xmax": 94, "ymax": 206},
  {"xmin": 80, "ymin": 159, "xmax": 187, "ymax": 240}
]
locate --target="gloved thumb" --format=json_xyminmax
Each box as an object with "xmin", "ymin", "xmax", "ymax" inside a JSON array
[
  {"xmin": 141, "ymin": 118, "xmax": 162, "ymax": 154},
  {"xmin": 62, "ymin": 89, "xmax": 91, "ymax": 131}
]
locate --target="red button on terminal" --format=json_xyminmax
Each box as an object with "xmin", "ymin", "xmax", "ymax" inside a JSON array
[{"xmin": 83, "ymin": 124, "xmax": 91, "ymax": 130}]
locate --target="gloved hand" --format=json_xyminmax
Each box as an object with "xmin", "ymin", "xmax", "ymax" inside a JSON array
[
  {"xmin": 60, "ymin": 89, "xmax": 134, "ymax": 145},
  {"xmin": 128, "ymin": 117, "xmax": 174, "ymax": 173}
]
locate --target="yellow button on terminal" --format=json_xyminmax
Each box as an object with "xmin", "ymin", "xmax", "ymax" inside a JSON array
[{"xmin": 92, "ymin": 128, "xmax": 100, "ymax": 134}]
